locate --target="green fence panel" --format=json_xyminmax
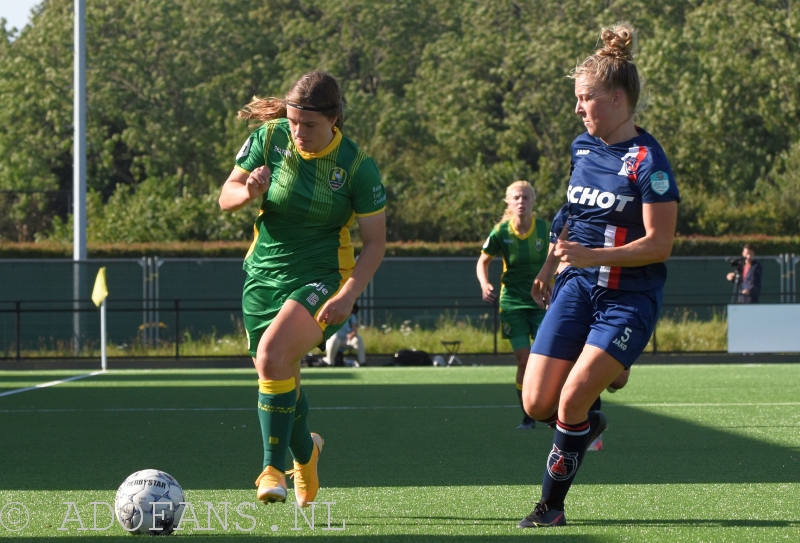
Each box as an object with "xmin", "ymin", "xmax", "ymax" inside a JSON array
[{"xmin": 0, "ymin": 254, "xmax": 794, "ymax": 358}]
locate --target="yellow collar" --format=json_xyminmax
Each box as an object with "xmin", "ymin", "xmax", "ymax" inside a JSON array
[
  {"xmin": 509, "ymin": 219, "xmax": 534, "ymax": 240},
  {"xmin": 295, "ymin": 127, "xmax": 342, "ymax": 160}
]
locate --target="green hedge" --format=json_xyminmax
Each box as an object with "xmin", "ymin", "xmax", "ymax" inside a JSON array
[{"xmin": 1, "ymin": 236, "xmax": 798, "ymax": 259}]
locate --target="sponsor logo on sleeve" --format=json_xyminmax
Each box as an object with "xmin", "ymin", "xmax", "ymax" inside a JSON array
[
  {"xmin": 649, "ymin": 171, "xmax": 670, "ymax": 195},
  {"xmin": 372, "ymin": 185, "xmax": 386, "ymax": 205},
  {"xmin": 236, "ymin": 139, "xmax": 251, "ymax": 160}
]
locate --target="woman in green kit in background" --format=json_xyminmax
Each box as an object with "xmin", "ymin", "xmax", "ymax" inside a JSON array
[
  {"xmin": 218, "ymin": 71, "xmax": 386, "ymax": 507},
  {"xmin": 477, "ymin": 181, "xmax": 550, "ymax": 430}
]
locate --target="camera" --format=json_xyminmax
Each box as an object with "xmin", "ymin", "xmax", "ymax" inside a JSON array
[
  {"xmin": 727, "ymin": 257, "xmax": 744, "ymax": 267},
  {"xmin": 726, "ymin": 256, "xmax": 744, "ymax": 272}
]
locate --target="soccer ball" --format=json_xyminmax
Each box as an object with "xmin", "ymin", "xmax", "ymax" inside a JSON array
[{"xmin": 114, "ymin": 469, "xmax": 185, "ymax": 535}]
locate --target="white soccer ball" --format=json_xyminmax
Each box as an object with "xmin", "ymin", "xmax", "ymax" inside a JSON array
[{"xmin": 114, "ymin": 469, "xmax": 185, "ymax": 535}]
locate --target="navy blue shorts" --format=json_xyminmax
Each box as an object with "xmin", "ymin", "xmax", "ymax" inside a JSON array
[{"xmin": 530, "ymin": 269, "xmax": 662, "ymax": 369}]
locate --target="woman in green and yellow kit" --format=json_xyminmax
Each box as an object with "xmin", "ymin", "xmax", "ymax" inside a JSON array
[
  {"xmin": 477, "ymin": 181, "xmax": 549, "ymax": 430},
  {"xmin": 219, "ymin": 71, "xmax": 386, "ymax": 507}
]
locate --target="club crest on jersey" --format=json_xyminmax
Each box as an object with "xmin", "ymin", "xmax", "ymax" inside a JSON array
[
  {"xmin": 649, "ymin": 171, "xmax": 670, "ymax": 195},
  {"xmin": 328, "ymin": 168, "xmax": 347, "ymax": 191},
  {"xmin": 535, "ymin": 238, "xmax": 544, "ymax": 251},
  {"xmin": 622, "ymin": 155, "xmax": 638, "ymax": 175},
  {"xmin": 547, "ymin": 445, "xmax": 579, "ymax": 481},
  {"xmin": 618, "ymin": 147, "xmax": 643, "ymax": 177}
]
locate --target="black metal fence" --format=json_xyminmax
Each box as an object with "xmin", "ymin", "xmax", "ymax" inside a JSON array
[
  {"xmin": 0, "ymin": 296, "xmax": 739, "ymax": 360},
  {"xmin": 1, "ymin": 255, "xmax": 796, "ymax": 360}
]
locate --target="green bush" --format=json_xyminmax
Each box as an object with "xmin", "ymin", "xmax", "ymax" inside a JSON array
[{"xmin": 2, "ymin": 236, "xmax": 798, "ymax": 259}]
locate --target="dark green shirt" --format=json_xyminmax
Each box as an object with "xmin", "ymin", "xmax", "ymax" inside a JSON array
[
  {"xmin": 481, "ymin": 218, "xmax": 550, "ymax": 311},
  {"xmin": 235, "ymin": 119, "xmax": 386, "ymax": 288}
]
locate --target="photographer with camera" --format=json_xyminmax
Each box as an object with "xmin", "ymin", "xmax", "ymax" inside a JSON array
[{"xmin": 726, "ymin": 243, "xmax": 762, "ymax": 303}]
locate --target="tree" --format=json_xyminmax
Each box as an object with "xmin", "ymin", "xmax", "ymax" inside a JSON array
[{"xmin": 1, "ymin": 0, "xmax": 800, "ymax": 242}]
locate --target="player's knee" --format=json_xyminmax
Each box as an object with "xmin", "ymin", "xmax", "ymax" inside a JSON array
[
  {"xmin": 523, "ymin": 395, "xmax": 557, "ymax": 421},
  {"xmin": 557, "ymin": 387, "xmax": 594, "ymax": 422},
  {"xmin": 609, "ymin": 369, "xmax": 630, "ymax": 391},
  {"xmin": 255, "ymin": 343, "xmax": 293, "ymax": 375}
]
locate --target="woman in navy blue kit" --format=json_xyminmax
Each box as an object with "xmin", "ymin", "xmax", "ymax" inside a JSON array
[{"xmin": 517, "ymin": 22, "xmax": 680, "ymax": 528}]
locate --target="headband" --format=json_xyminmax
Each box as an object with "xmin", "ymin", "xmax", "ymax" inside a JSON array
[{"xmin": 285, "ymin": 101, "xmax": 327, "ymax": 112}]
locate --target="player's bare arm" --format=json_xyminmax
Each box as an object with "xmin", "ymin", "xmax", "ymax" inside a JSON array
[
  {"xmin": 218, "ymin": 165, "xmax": 271, "ymax": 212},
  {"xmin": 554, "ymin": 201, "xmax": 677, "ymax": 269},
  {"xmin": 476, "ymin": 253, "xmax": 497, "ymax": 303},
  {"xmin": 317, "ymin": 211, "xmax": 386, "ymax": 326},
  {"xmin": 531, "ymin": 224, "xmax": 567, "ymax": 308}
]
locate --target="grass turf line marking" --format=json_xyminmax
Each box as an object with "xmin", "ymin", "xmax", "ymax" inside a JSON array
[
  {"xmin": 0, "ymin": 405, "xmax": 520, "ymax": 413},
  {"xmin": 0, "ymin": 371, "xmax": 105, "ymax": 398},
  {"xmin": 625, "ymin": 402, "xmax": 800, "ymax": 407},
  {"xmin": 1, "ymin": 402, "xmax": 800, "ymax": 413}
]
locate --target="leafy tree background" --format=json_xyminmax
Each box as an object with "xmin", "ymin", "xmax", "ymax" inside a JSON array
[{"xmin": 1, "ymin": 0, "xmax": 798, "ymax": 243}]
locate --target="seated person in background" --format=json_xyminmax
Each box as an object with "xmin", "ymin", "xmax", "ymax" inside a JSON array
[{"xmin": 325, "ymin": 304, "xmax": 366, "ymax": 366}]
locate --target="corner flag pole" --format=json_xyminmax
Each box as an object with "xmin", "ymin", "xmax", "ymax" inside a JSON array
[{"xmin": 92, "ymin": 268, "xmax": 108, "ymax": 370}]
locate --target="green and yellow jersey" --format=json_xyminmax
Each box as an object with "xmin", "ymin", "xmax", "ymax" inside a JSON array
[
  {"xmin": 481, "ymin": 218, "xmax": 550, "ymax": 311},
  {"xmin": 235, "ymin": 118, "xmax": 386, "ymax": 288}
]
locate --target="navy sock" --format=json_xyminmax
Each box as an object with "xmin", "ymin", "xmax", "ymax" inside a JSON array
[
  {"xmin": 540, "ymin": 418, "xmax": 590, "ymax": 510},
  {"xmin": 590, "ymin": 396, "xmax": 601, "ymax": 411}
]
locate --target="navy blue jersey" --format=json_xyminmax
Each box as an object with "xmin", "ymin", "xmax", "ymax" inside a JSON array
[
  {"xmin": 565, "ymin": 128, "xmax": 680, "ymax": 291},
  {"xmin": 550, "ymin": 204, "xmax": 569, "ymax": 244}
]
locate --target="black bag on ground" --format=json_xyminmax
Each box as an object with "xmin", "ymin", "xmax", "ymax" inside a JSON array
[
  {"xmin": 301, "ymin": 353, "xmax": 327, "ymax": 367},
  {"xmin": 392, "ymin": 349, "xmax": 433, "ymax": 366}
]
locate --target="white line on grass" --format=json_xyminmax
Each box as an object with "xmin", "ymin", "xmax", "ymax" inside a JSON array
[
  {"xmin": 0, "ymin": 405, "xmax": 518, "ymax": 413},
  {"xmin": 1, "ymin": 401, "xmax": 799, "ymax": 413},
  {"xmin": 0, "ymin": 371, "xmax": 105, "ymax": 398},
  {"xmin": 625, "ymin": 402, "xmax": 800, "ymax": 407}
]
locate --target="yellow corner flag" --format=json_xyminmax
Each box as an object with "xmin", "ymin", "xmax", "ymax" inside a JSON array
[{"xmin": 92, "ymin": 267, "xmax": 109, "ymax": 307}]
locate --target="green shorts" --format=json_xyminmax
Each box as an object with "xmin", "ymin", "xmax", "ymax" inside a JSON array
[
  {"xmin": 499, "ymin": 307, "xmax": 546, "ymax": 351},
  {"xmin": 242, "ymin": 275, "xmax": 346, "ymax": 358}
]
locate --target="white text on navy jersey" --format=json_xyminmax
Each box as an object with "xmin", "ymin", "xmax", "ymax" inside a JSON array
[{"xmin": 567, "ymin": 185, "xmax": 635, "ymax": 211}]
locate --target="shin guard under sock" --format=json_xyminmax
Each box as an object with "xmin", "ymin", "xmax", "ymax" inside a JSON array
[
  {"xmin": 257, "ymin": 378, "xmax": 297, "ymax": 473},
  {"xmin": 289, "ymin": 387, "xmax": 314, "ymax": 465},
  {"xmin": 540, "ymin": 418, "xmax": 590, "ymax": 509}
]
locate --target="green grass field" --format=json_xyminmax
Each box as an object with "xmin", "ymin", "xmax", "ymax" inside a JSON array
[{"xmin": 1, "ymin": 364, "xmax": 799, "ymax": 541}]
